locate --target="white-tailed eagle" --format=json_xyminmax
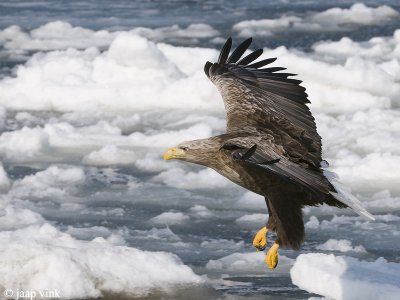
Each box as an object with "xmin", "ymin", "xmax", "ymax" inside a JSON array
[{"xmin": 164, "ymin": 38, "xmax": 374, "ymax": 270}]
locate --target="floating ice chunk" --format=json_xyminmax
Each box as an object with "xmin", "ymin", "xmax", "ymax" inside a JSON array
[
  {"xmin": 106, "ymin": 33, "xmax": 181, "ymax": 75},
  {"xmin": 0, "ymin": 117, "xmax": 215, "ymax": 164},
  {"xmin": 206, "ymin": 252, "xmax": 294, "ymax": 274},
  {"xmin": 200, "ymin": 239, "xmax": 244, "ymax": 252},
  {"xmin": 0, "ymin": 21, "xmax": 119, "ymax": 51},
  {"xmin": 0, "ymin": 21, "xmax": 219, "ymax": 54},
  {"xmin": 134, "ymin": 154, "xmax": 172, "ymax": 172},
  {"xmin": 332, "ymin": 152, "xmax": 400, "ymax": 194},
  {"xmin": 153, "ymin": 167, "xmax": 232, "ymax": 190},
  {"xmin": 150, "ymin": 211, "xmax": 190, "ymax": 225},
  {"xmin": 0, "ymin": 33, "xmax": 221, "ymax": 112},
  {"xmin": 233, "ymin": 3, "xmax": 399, "ymax": 37},
  {"xmin": 189, "ymin": 205, "xmax": 213, "ymax": 218},
  {"xmin": 366, "ymin": 190, "xmax": 400, "ymax": 211},
  {"xmin": 66, "ymin": 226, "xmax": 127, "ymax": 245},
  {"xmin": 0, "ymin": 206, "xmax": 44, "ymax": 231},
  {"xmin": 158, "ymin": 43, "xmax": 218, "ymax": 76},
  {"xmin": 82, "ymin": 145, "xmax": 137, "ymax": 166},
  {"xmin": 0, "ymin": 106, "xmax": 5, "ymax": 129},
  {"xmin": 133, "ymin": 227, "xmax": 182, "ymax": 242},
  {"xmin": 0, "ymin": 223, "xmax": 203, "ymax": 299},
  {"xmin": 2, "ymin": 29, "xmax": 398, "ymax": 115},
  {"xmin": 0, "ymin": 163, "xmax": 10, "ymax": 192},
  {"xmin": 313, "ymin": 35, "xmax": 396, "ymax": 59},
  {"xmin": 316, "ymin": 239, "xmax": 366, "ymax": 253},
  {"xmin": 305, "ymin": 216, "xmax": 320, "ymax": 229},
  {"xmin": 291, "ymin": 253, "xmax": 400, "ymax": 300},
  {"xmin": 10, "ymin": 166, "xmax": 85, "ymax": 200},
  {"xmin": 0, "ymin": 127, "xmax": 51, "ymax": 162},
  {"xmin": 312, "ymin": 3, "xmax": 399, "ymax": 26},
  {"xmin": 271, "ymin": 51, "xmax": 397, "ymax": 111},
  {"xmin": 131, "ymin": 23, "xmax": 219, "ymax": 42},
  {"xmin": 233, "ymin": 16, "xmax": 302, "ymax": 37},
  {"xmin": 235, "ymin": 213, "xmax": 267, "ymax": 226},
  {"xmin": 234, "ymin": 191, "xmax": 265, "ymax": 211},
  {"xmin": 130, "ymin": 123, "xmax": 214, "ymax": 148}
]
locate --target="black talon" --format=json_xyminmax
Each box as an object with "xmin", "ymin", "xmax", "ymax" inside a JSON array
[{"xmin": 255, "ymin": 245, "xmax": 266, "ymax": 251}]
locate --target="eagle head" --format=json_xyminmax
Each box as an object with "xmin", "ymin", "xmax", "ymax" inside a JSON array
[{"xmin": 163, "ymin": 138, "xmax": 220, "ymax": 167}]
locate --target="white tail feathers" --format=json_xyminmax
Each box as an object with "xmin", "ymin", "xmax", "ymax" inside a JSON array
[{"xmin": 324, "ymin": 170, "xmax": 375, "ymax": 221}]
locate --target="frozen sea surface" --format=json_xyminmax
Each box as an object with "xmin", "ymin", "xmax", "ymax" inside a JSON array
[{"xmin": 0, "ymin": 1, "xmax": 399, "ymax": 299}]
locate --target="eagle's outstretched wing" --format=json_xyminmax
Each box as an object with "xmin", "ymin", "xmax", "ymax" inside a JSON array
[
  {"xmin": 204, "ymin": 37, "xmax": 321, "ymax": 168},
  {"xmin": 205, "ymin": 38, "xmax": 374, "ymax": 221}
]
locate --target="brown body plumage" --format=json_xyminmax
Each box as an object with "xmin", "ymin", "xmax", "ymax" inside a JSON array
[{"xmin": 164, "ymin": 38, "xmax": 373, "ymax": 254}]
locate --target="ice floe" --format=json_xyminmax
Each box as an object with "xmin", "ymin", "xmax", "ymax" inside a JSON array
[
  {"xmin": 233, "ymin": 3, "xmax": 399, "ymax": 37},
  {"xmin": 150, "ymin": 211, "xmax": 190, "ymax": 225},
  {"xmin": 0, "ymin": 223, "xmax": 204, "ymax": 299},
  {"xmin": 207, "ymin": 252, "xmax": 294, "ymax": 274},
  {"xmin": 316, "ymin": 239, "xmax": 366, "ymax": 253},
  {"xmin": 291, "ymin": 253, "xmax": 400, "ymax": 300}
]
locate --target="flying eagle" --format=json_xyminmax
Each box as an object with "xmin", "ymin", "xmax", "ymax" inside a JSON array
[{"xmin": 164, "ymin": 38, "xmax": 374, "ymax": 270}]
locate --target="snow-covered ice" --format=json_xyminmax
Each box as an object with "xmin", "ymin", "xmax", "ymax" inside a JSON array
[
  {"xmin": 233, "ymin": 3, "xmax": 399, "ymax": 37},
  {"xmin": 291, "ymin": 253, "xmax": 400, "ymax": 300},
  {"xmin": 316, "ymin": 239, "xmax": 367, "ymax": 253},
  {"xmin": 0, "ymin": 223, "xmax": 204, "ymax": 299}
]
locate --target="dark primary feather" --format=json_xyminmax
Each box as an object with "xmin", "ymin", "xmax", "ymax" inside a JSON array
[
  {"xmin": 247, "ymin": 57, "xmax": 277, "ymax": 69},
  {"xmin": 205, "ymin": 38, "xmax": 322, "ymax": 168},
  {"xmin": 238, "ymin": 48, "xmax": 263, "ymax": 65},
  {"xmin": 227, "ymin": 38, "xmax": 253, "ymax": 64},
  {"xmin": 217, "ymin": 37, "xmax": 232, "ymax": 64}
]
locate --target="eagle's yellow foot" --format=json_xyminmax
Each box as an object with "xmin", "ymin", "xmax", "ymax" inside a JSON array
[
  {"xmin": 265, "ymin": 243, "xmax": 279, "ymax": 270},
  {"xmin": 253, "ymin": 226, "xmax": 268, "ymax": 251}
]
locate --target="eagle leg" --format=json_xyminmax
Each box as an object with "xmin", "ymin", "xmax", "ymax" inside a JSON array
[
  {"xmin": 265, "ymin": 242, "xmax": 279, "ymax": 270},
  {"xmin": 253, "ymin": 226, "xmax": 268, "ymax": 251}
]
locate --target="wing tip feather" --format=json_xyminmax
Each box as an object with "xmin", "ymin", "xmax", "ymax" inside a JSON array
[
  {"xmin": 218, "ymin": 37, "xmax": 232, "ymax": 64},
  {"xmin": 227, "ymin": 37, "xmax": 253, "ymax": 64},
  {"xmin": 204, "ymin": 61, "xmax": 212, "ymax": 78}
]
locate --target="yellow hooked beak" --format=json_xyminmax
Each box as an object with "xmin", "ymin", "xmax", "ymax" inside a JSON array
[{"xmin": 163, "ymin": 147, "xmax": 186, "ymax": 160}]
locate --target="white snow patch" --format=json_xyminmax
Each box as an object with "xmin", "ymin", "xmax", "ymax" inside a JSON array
[
  {"xmin": 0, "ymin": 33, "xmax": 222, "ymax": 113},
  {"xmin": 0, "ymin": 163, "xmax": 10, "ymax": 192},
  {"xmin": 189, "ymin": 205, "xmax": 213, "ymax": 218},
  {"xmin": 200, "ymin": 239, "xmax": 244, "ymax": 255},
  {"xmin": 234, "ymin": 192, "xmax": 265, "ymax": 210},
  {"xmin": 82, "ymin": 145, "xmax": 137, "ymax": 165},
  {"xmin": 131, "ymin": 23, "xmax": 219, "ymax": 42},
  {"xmin": 312, "ymin": 3, "xmax": 399, "ymax": 27},
  {"xmin": 206, "ymin": 252, "xmax": 294, "ymax": 274},
  {"xmin": 0, "ymin": 206, "xmax": 44, "ymax": 231},
  {"xmin": 153, "ymin": 167, "xmax": 232, "ymax": 189},
  {"xmin": 0, "ymin": 21, "xmax": 219, "ymax": 52},
  {"xmin": 316, "ymin": 239, "xmax": 366, "ymax": 253},
  {"xmin": 305, "ymin": 216, "xmax": 320, "ymax": 229},
  {"xmin": 150, "ymin": 211, "xmax": 190, "ymax": 225},
  {"xmin": 235, "ymin": 213, "xmax": 267, "ymax": 225},
  {"xmin": 233, "ymin": 3, "xmax": 399, "ymax": 37},
  {"xmin": 0, "ymin": 21, "xmax": 118, "ymax": 51},
  {"xmin": 133, "ymin": 227, "xmax": 181, "ymax": 242},
  {"xmin": 10, "ymin": 166, "xmax": 85, "ymax": 200},
  {"xmin": 0, "ymin": 223, "xmax": 203, "ymax": 299},
  {"xmin": 291, "ymin": 253, "xmax": 400, "ymax": 300}
]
